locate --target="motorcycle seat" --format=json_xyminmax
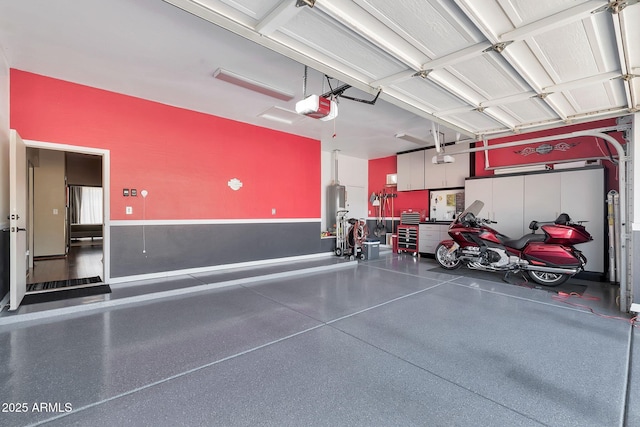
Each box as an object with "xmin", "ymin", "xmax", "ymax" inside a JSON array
[
  {"xmin": 503, "ymin": 233, "xmax": 546, "ymax": 250},
  {"xmin": 555, "ymin": 213, "xmax": 571, "ymax": 225}
]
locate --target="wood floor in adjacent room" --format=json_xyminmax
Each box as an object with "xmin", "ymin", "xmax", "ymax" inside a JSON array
[{"xmin": 27, "ymin": 242, "xmax": 103, "ymax": 284}]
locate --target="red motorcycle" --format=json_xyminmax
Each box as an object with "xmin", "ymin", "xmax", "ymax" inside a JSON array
[{"xmin": 435, "ymin": 200, "xmax": 592, "ymax": 286}]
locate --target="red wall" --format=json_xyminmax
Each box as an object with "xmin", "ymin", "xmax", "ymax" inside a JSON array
[
  {"xmin": 474, "ymin": 119, "xmax": 624, "ymax": 191},
  {"xmin": 10, "ymin": 70, "xmax": 320, "ymax": 220},
  {"xmin": 368, "ymin": 156, "xmax": 429, "ymax": 218}
]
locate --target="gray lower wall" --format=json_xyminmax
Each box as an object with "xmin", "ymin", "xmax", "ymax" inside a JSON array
[{"xmin": 110, "ymin": 222, "xmax": 327, "ymax": 278}]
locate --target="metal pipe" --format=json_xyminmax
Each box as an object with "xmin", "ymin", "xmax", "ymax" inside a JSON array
[{"xmin": 302, "ymin": 65, "xmax": 308, "ymax": 98}]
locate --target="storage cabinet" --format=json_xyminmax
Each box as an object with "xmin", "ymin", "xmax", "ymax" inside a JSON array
[
  {"xmin": 464, "ymin": 175, "xmax": 524, "ymax": 239},
  {"xmin": 465, "ymin": 167, "xmax": 605, "ymax": 273},
  {"xmin": 419, "ymin": 223, "xmax": 450, "ymax": 254},
  {"xmin": 397, "ymin": 225, "xmax": 419, "ymax": 254},
  {"xmin": 397, "ymin": 151, "xmax": 425, "ymax": 191},
  {"xmin": 424, "ymin": 144, "xmax": 470, "ymax": 189},
  {"xmin": 524, "ymin": 173, "xmax": 561, "ymax": 228}
]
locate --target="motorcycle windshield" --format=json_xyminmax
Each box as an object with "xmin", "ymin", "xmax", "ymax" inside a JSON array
[{"xmin": 457, "ymin": 200, "xmax": 485, "ymax": 221}]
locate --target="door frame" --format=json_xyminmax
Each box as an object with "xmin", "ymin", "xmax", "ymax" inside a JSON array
[{"xmin": 25, "ymin": 139, "xmax": 111, "ymax": 284}]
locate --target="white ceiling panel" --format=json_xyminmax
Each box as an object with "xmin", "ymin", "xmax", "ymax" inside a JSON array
[
  {"xmin": 529, "ymin": 18, "xmax": 617, "ymax": 83},
  {"xmin": 447, "ymin": 110, "xmax": 505, "ymax": 132},
  {"xmin": 447, "ymin": 53, "xmax": 531, "ymax": 100},
  {"xmin": 390, "ymin": 78, "xmax": 469, "ymax": 112},
  {"xmin": 355, "ymin": 0, "xmax": 483, "ymax": 58},
  {"xmin": 498, "ymin": 98, "xmax": 558, "ymax": 124},
  {"xmin": 277, "ymin": 8, "xmax": 407, "ymax": 81},
  {"xmin": 498, "ymin": 0, "xmax": 593, "ymax": 27},
  {"xmin": 564, "ymin": 80, "xmax": 628, "ymax": 114},
  {"xmin": 1, "ymin": 0, "xmax": 636, "ymax": 159}
]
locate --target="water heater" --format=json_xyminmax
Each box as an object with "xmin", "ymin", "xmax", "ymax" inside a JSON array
[{"xmin": 326, "ymin": 184, "xmax": 346, "ymax": 232}]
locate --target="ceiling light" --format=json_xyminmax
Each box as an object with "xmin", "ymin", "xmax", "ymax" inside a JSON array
[
  {"xmin": 213, "ymin": 68, "xmax": 294, "ymax": 101},
  {"xmin": 395, "ymin": 133, "xmax": 429, "ymax": 145},
  {"xmin": 258, "ymin": 106, "xmax": 304, "ymax": 125}
]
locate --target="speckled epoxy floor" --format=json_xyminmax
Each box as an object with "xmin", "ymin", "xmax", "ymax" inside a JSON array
[{"xmin": 1, "ymin": 253, "xmax": 637, "ymax": 426}]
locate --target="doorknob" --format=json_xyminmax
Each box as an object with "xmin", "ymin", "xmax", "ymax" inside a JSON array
[{"xmin": 17, "ymin": 228, "xmax": 27, "ymax": 232}]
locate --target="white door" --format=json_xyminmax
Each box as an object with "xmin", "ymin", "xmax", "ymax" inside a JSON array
[
  {"xmin": 9, "ymin": 130, "xmax": 28, "ymax": 310},
  {"xmin": 345, "ymin": 185, "xmax": 367, "ymax": 220}
]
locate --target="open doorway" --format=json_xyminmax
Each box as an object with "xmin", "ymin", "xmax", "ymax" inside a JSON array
[{"xmin": 24, "ymin": 147, "xmax": 107, "ymax": 299}]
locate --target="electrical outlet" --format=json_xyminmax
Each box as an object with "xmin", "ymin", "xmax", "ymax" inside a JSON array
[
  {"xmin": 271, "ymin": 208, "xmax": 276, "ymax": 215},
  {"xmin": 126, "ymin": 206, "xmax": 133, "ymax": 215}
]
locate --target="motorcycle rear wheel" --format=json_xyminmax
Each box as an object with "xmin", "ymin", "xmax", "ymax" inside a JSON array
[
  {"xmin": 435, "ymin": 243, "xmax": 461, "ymax": 270},
  {"xmin": 526, "ymin": 270, "xmax": 570, "ymax": 287}
]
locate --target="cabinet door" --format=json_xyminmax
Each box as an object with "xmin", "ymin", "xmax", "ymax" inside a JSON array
[
  {"xmin": 491, "ymin": 175, "xmax": 524, "ymax": 239},
  {"xmin": 561, "ymin": 169, "xmax": 604, "ymax": 273},
  {"xmin": 524, "ymin": 173, "xmax": 561, "ymax": 235},
  {"xmin": 397, "ymin": 151, "xmax": 425, "ymax": 191},
  {"xmin": 444, "ymin": 149, "xmax": 469, "ymax": 188},
  {"xmin": 464, "ymin": 178, "xmax": 492, "ymax": 214},
  {"xmin": 424, "ymin": 148, "xmax": 441, "ymax": 188},
  {"xmin": 396, "ymin": 153, "xmax": 412, "ymax": 191},
  {"xmin": 409, "ymin": 150, "xmax": 425, "ymax": 190}
]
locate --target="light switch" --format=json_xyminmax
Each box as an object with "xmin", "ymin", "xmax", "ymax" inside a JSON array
[
  {"xmin": 126, "ymin": 206, "xmax": 133, "ymax": 215},
  {"xmin": 53, "ymin": 208, "xmax": 58, "ymax": 215}
]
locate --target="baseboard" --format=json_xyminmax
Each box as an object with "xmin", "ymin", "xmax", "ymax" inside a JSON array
[{"xmin": 108, "ymin": 251, "xmax": 335, "ymax": 284}]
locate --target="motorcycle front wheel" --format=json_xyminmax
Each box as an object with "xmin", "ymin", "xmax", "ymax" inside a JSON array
[
  {"xmin": 526, "ymin": 270, "xmax": 570, "ymax": 287},
  {"xmin": 435, "ymin": 243, "xmax": 461, "ymax": 270}
]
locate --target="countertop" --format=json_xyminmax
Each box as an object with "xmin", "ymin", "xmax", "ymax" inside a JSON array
[{"xmin": 419, "ymin": 221, "xmax": 453, "ymax": 225}]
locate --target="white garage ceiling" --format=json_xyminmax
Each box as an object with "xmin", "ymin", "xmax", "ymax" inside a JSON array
[{"xmin": 0, "ymin": 0, "xmax": 638, "ymax": 159}]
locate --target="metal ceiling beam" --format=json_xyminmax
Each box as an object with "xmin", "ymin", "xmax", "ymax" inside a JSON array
[
  {"xmin": 369, "ymin": 70, "xmax": 415, "ymax": 88},
  {"xmin": 480, "ymin": 91, "xmax": 538, "ymax": 108},
  {"xmin": 611, "ymin": 8, "xmax": 635, "ymax": 110},
  {"xmin": 420, "ymin": 41, "xmax": 492, "ymax": 70},
  {"xmin": 542, "ymin": 71, "xmax": 622, "ymax": 93}
]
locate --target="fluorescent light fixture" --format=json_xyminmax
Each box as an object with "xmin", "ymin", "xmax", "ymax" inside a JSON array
[
  {"xmin": 258, "ymin": 106, "xmax": 303, "ymax": 125},
  {"xmin": 213, "ymin": 68, "xmax": 294, "ymax": 101},
  {"xmin": 395, "ymin": 133, "xmax": 429, "ymax": 145},
  {"xmin": 493, "ymin": 164, "xmax": 547, "ymax": 175}
]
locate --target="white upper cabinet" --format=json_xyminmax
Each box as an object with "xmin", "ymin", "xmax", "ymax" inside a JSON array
[
  {"xmin": 397, "ymin": 151, "xmax": 425, "ymax": 191},
  {"xmin": 424, "ymin": 144, "xmax": 470, "ymax": 189}
]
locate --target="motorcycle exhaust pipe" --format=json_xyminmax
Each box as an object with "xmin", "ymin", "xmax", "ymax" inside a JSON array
[{"xmin": 522, "ymin": 265, "xmax": 579, "ymax": 275}]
